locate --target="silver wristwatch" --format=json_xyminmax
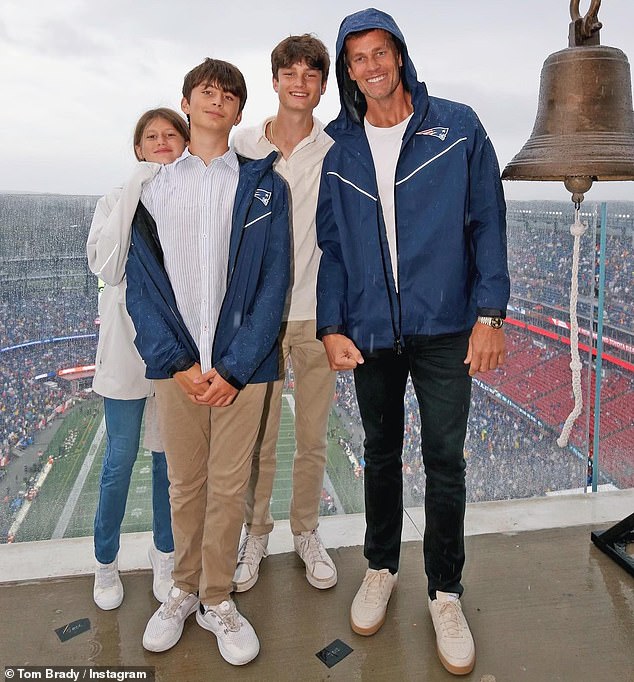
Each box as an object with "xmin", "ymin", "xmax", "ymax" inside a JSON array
[{"xmin": 477, "ymin": 316, "xmax": 504, "ymax": 329}]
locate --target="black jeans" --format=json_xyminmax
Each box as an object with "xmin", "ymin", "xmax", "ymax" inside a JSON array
[{"xmin": 353, "ymin": 332, "xmax": 471, "ymax": 598}]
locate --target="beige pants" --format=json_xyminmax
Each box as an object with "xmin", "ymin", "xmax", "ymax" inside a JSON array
[
  {"xmin": 155, "ymin": 378, "xmax": 267, "ymax": 605},
  {"xmin": 245, "ymin": 320, "xmax": 336, "ymax": 536}
]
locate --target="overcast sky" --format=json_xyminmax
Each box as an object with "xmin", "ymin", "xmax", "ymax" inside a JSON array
[{"xmin": 1, "ymin": 0, "xmax": 633, "ymax": 202}]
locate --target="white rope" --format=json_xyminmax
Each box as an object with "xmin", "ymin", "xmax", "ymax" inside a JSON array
[{"xmin": 557, "ymin": 206, "xmax": 588, "ymax": 447}]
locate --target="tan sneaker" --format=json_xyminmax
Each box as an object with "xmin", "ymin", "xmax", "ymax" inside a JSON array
[
  {"xmin": 293, "ymin": 530, "xmax": 337, "ymax": 589},
  {"xmin": 428, "ymin": 591, "xmax": 475, "ymax": 675},
  {"xmin": 350, "ymin": 568, "xmax": 398, "ymax": 635}
]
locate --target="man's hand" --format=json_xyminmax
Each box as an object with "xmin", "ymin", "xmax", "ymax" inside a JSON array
[
  {"xmin": 322, "ymin": 333, "xmax": 364, "ymax": 370},
  {"xmin": 193, "ymin": 368, "xmax": 239, "ymax": 407},
  {"xmin": 173, "ymin": 363, "xmax": 210, "ymax": 402},
  {"xmin": 464, "ymin": 322, "xmax": 506, "ymax": 376}
]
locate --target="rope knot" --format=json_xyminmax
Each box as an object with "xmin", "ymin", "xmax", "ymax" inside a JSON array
[{"xmin": 570, "ymin": 221, "xmax": 587, "ymax": 237}]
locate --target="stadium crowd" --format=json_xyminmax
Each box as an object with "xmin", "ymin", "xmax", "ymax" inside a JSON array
[
  {"xmin": 0, "ymin": 292, "xmax": 96, "ymax": 349},
  {"xmin": 0, "ymin": 201, "xmax": 632, "ymax": 540},
  {"xmin": 507, "ymin": 211, "xmax": 633, "ymax": 331},
  {"xmin": 333, "ymin": 369, "xmax": 596, "ymax": 508},
  {"xmin": 1, "ymin": 336, "xmax": 96, "ymax": 466}
]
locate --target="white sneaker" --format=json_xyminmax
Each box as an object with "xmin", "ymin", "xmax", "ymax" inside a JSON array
[
  {"xmin": 196, "ymin": 599, "xmax": 260, "ymax": 665},
  {"xmin": 232, "ymin": 532, "xmax": 268, "ymax": 593},
  {"xmin": 293, "ymin": 529, "xmax": 337, "ymax": 589},
  {"xmin": 93, "ymin": 558, "xmax": 124, "ymax": 610},
  {"xmin": 428, "ymin": 591, "xmax": 476, "ymax": 675},
  {"xmin": 142, "ymin": 586, "xmax": 199, "ymax": 652},
  {"xmin": 148, "ymin": 544, "xmax": 174, "ymax": 602},
  {"xmin": 350, "ymin": 568, "xmax": 398, "ymax": 636}
]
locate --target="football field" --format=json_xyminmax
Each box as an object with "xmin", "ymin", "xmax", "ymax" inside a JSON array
[{"xmin": 15, "ymin": 394, "xmax": 363, "ymax": 542}]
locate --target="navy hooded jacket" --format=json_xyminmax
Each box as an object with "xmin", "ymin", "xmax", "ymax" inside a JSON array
[
  {"xmin": 316, "ymin": 8, "xmax": 510, "ymax": 353},
  {"xmin": 125, "ymin": 152, "xmax": 290, "ymax": 389}
]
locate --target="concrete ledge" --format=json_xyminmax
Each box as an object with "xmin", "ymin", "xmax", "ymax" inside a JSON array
[{"xmin": 1, "ymin": 488, "xmax": 631, "ymax": 584}]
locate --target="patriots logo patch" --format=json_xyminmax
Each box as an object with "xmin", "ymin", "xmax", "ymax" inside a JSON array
[
  {"xmin": 254, "ymin": 188, "xmax": 272, "ymax": 206},
  {"xmin": 417, "ymin": 126, "xmax": 449, "ymax": 141}
]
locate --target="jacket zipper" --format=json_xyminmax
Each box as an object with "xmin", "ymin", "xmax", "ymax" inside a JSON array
[
  {"xmin": 376, "ymin": 196, "xmax": 402, "ymax": 354},
  {"xmin": 210, "ymin": 174, "xmax": 254, "ymax": 364},
  {"xmin": 393, "ymin": 165, "xmax": 403, "ymax": 355}
]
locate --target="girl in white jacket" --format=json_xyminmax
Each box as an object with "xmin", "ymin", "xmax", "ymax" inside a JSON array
[{"xmin": 86, "ymin": 108, "xmax": 189, "ymax": 610}]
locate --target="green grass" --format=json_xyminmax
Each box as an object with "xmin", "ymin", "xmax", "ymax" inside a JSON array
[
  {"xmin": 326, "ymin": 411, "xmax": 365, "ymax": 514},
  {"xmin": 15, "ymin": 404, "xmax": 102, "ymax": 542},
  {"xmin": 65, "ymin": 440, "xmax": 155, "ymax": 539},
  {"xmin": 16, "ymin": 392, "xmax": 364, "ymax": 542},
  {"xmin": 269, "ymin": 397, "xmax": 296, "ymax": 520}
]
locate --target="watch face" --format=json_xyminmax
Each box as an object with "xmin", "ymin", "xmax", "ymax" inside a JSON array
[{"xmin": 491, "ymin": 317, "xmax": 504, "ymax": 329}]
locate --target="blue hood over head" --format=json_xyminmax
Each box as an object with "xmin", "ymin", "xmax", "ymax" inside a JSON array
[{"xmin": 334, "ymin": 8, "xmax": 419, "ymax": 125}]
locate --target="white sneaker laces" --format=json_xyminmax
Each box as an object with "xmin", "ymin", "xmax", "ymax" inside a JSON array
[
  {"xmin": 96, "ymin": 566, "xmax": 117, "ymax": 589},
  {"xmin": 237, "ymin": 535, "xmax": 266, "ymax": 567},
  {"xmin": 361, "ymin": 571, "xmax": 388, "ymax": 607},
  {"xmin": 436, "ymin": 601, "xmax": 463, "ymax": 638},
  {"xmin": 304, "ymin": 532, "xmax": 329, "ymax": 568},
  {"xmin": 160, "ymin": 589, "xmax": 190, "ymax": 620},
  {"xmin": 157, "ymin": 552, "xmax": 173, "ymax": 582},
  {"xmin": 214, "ymin": 601, "xmax": 241, "ymax": 633}
]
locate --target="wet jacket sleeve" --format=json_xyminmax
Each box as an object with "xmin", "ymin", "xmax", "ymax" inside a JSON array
[
  {"xmin": 86, "ymin": 163, "xmax": 161, "ymax": 287},
  {"xmin": 315, "ymin": 160, "xmax": 348, "ymax": 338},
  {"xmin": 214, "ymin": 174, "xmax": 291, "ymax": 387},
  {"xmin": 466, "ymin": 113, "xmax": 510, "ymax": 316},
  {"xmin": 125, "ymin": 223, "xmax": 196, "ymax": 379}
]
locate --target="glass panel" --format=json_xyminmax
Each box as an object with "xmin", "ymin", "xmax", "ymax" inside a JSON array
[
  {"xmin": 1, "ymin": 194, "xmax": 100, "ymax": 543},
  {"xmin": 595, "ymin": 203, "xmax": 634, "ymax": 488},
  {"xmin": 1, "ymin": 196, "xmax": 632, "ymax": 545}
]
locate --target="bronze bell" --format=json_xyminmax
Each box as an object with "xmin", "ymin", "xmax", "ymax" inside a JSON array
[{"xmin": 502, "ymin": 0, "xmax": 634, "ymax": 201}]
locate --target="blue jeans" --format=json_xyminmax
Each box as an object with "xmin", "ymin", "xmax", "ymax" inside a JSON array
[
  {"xmin": 94, "ymin": 397, "xmax": 173, "ymax": 564},
  {"xmin": 353, "ymin": 332, "xmax": 472, "ymax": 598}
]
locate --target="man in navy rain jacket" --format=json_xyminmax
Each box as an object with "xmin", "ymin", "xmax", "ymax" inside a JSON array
[{"xmin": 316, "ymin": 8, "xmax": 510, "ymax": 676}]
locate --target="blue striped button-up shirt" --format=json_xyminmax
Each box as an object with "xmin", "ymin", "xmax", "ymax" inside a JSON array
[{"xmin": 141, "ymin": 147, "xmax": 239, "ymax": 372}]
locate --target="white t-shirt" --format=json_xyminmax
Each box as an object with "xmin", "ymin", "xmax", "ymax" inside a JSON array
[{"xmin": 364, "ymin": 114, "xmax": 412, "ymax": 290}]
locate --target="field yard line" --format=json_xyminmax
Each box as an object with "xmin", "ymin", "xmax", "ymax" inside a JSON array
[
  {"xmin": 52, "ymin": 417, "xmax": 106, "ymax": 539},
  {"xmin": 283, "ymin": 393, "xmax": 345, "ymax": 515}
]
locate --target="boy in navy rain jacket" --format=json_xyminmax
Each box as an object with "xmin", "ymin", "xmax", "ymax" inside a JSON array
[
  {"xmin": 316, "ymin": 8, "xmax": 510, "ymax": 676},
  {"xmin": 125, "ymin": 58, "xmax": 289, "ymax": 666}
]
